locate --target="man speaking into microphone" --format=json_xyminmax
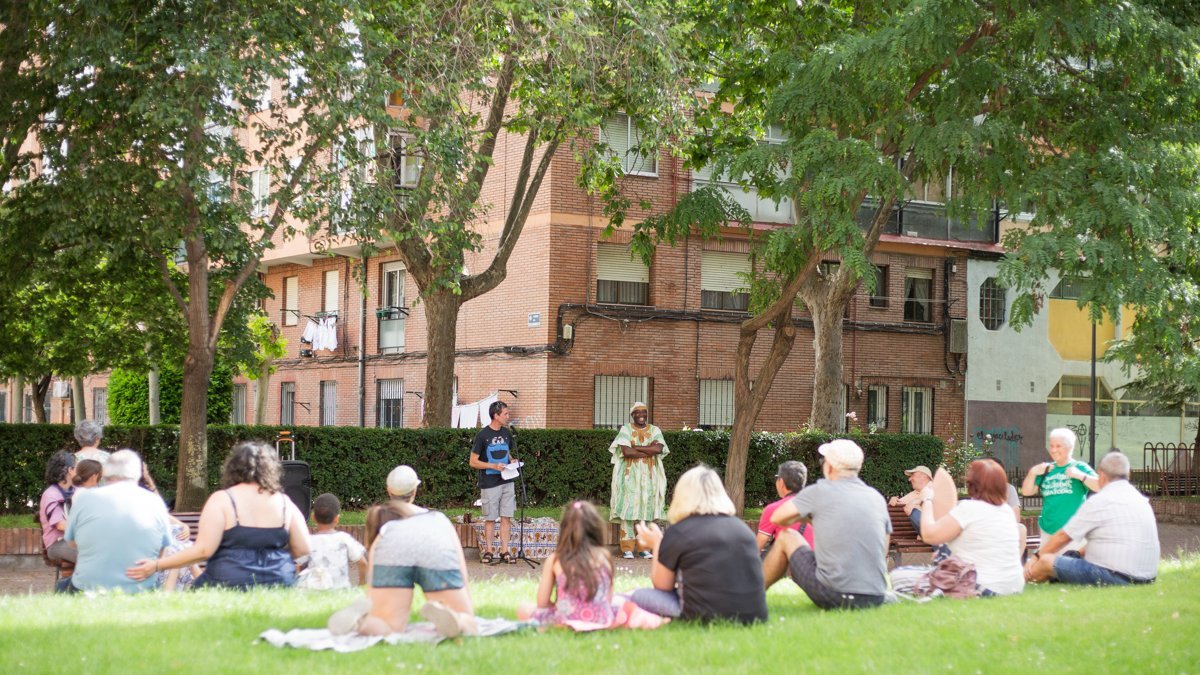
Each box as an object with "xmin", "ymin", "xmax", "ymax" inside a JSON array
[{"xmin": 469, "ymin": 401, "xmax": 517, "ymax": 563}]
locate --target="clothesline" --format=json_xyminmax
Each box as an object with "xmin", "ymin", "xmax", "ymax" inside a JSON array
[{"xmin": 301, "ymin": 315, "xmax": 338, "ymax": 352}]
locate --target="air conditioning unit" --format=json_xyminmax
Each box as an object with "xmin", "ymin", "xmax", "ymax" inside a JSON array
[
  {"xmin": 949, "ymin": 319, "xmax": 968, "ymax": 354},
  {"xmin": 52, "ymin": 380, "xmax": 72, "ymax": 399}
]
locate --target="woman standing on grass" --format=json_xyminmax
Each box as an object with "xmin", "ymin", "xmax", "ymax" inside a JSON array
[
  {"xmin": 630, "ymin": 465, "xmax": 768, "ymax": 624},
  {"xmin": 127, "ymin": 441, "xmax": 310, "ymax": 589},
  {"xmin": 518, "ymin": 500, "xmax": 616, "ymax": 629}
]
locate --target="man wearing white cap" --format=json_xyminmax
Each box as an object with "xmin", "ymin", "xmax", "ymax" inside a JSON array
[
  {"xmin": 890, "ymin": 465, "xmax": 934, "ymax": 532},
  {"xmin": 763, "ymin": 439, "xmax": 892, "ymax": 610},
  {"xmin": 387, "ymin": 465, "xmax": 422, "ymax": 501},
  {"xmin": 608, "ymin": 402, "xmax": 669, "ymax": 559}
]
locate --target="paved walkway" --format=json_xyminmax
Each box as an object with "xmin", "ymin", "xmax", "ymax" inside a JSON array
[{"xmin": 3, "ymin": 524, "xmax": 1197, "ymax": 597}]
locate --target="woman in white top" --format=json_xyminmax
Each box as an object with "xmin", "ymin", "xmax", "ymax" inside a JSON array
[{"xmin": 916, "ymin": 459, "xmax": 1025, "ymax": 595}]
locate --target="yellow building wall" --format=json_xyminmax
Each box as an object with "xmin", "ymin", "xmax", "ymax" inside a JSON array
[{"xmin": 1047, "ymin": 299, "xmax": 1120, "ymax": 361}]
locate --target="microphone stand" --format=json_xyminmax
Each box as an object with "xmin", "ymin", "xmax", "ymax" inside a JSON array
[{"xmin": 507, "ymin": 425, "xmax": 540, "ymax": 568}]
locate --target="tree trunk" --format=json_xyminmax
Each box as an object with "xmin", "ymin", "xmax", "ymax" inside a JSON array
[
  {"xmin": 808, "ymin": 292, "xmax": 847, "ymax": 432},
  {"xmin": 12, "ymin": 374, "xmax": 23, "ymax": 423},
  {"xmin": 31, "ymin": 374, "xmax": 51, "ymax": 423},
  {"xmin": 725, "ymin": 305, "xmax": 797, "ymax": 513},
  {"xmin": 72, "ymin": 375, "xmax": 86, "ymax": 422},
  {"xmin": 176, "ymin": 345, "xmax": 215, "ymax": 510},
  {"xmin": 422, "ymin": 290, "xmax": 462, "ymax": 428},
  {"xmin": 254, "ymin": 367, "xmax": 270, "ymax": 425},
  {"xmin": 148, "ymin": 364, "xmax": 161, "ymax": 424}
]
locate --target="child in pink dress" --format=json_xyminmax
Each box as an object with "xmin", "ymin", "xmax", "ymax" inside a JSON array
[{"xmin": 518, "ymin": 501, "xmax": 616, "ymax": 629}]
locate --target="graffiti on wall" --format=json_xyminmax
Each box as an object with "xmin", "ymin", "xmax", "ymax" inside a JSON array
[
  {"xmin": 971, "ymin": 427, "xmax": 1023, "ymax": 466},
  {"xmin": 1067, "ymin": 423, "xmax": 1089, "ymax": 456}
]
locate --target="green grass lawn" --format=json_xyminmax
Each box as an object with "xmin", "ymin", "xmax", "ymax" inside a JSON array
[{"xmin": 2, "ymin": 556, "xmax": 1197, "ymax": 673}]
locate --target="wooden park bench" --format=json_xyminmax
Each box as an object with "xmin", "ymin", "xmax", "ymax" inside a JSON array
[
  {"xmin": 887, "ymin": 504, "xmax": 1041, "ymax": 567},
  {"xmin": 171, "ymin": 512, "xmax": 202, "ymax": 543}
]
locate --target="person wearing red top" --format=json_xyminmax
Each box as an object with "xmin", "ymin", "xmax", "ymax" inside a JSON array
[{"xmin": 757, "ymin": 461, "xmax": 814, "ymax": 554}]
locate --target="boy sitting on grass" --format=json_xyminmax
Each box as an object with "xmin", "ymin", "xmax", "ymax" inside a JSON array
[{"xmin": 298, "ymin": 493, "xmax": 368, "ymax": 589}]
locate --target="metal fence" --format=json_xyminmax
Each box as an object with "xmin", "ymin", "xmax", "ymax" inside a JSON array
[{"xmin": 1141, "ymin": 442, "xmax": 1200, "ymax": 496}]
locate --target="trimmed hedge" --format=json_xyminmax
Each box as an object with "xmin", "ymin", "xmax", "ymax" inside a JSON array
[{"xmin": 0, "ymin": 424, "xmax": 942, "ymax": 513}]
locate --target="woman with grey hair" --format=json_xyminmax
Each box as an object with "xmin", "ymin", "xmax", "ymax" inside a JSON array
[
  {"xmin": 74, "ymin": 420, "xmax": 110, "ymax": 464},
  {"xmin": 127, "ymin": 441, "xmax": 310, "ymax": 589}
]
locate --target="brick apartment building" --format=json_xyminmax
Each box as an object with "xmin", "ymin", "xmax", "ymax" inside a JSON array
[{"xmin": 3, "ymin": 114, "xmax": 1003, "ymax": 441}]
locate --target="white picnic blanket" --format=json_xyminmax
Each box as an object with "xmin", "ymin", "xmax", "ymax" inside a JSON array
[{"xmin": 258, "ymin": 617, "xmax": 526, "ymax": 652}]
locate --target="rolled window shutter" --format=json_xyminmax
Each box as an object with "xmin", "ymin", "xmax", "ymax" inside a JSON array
[
  {"xmin": 597, "ymin": 243, "xmax": 648, "ymax": 283},
  {"xmin": 701, "ymin": 251, "xmax": 750, "ymax": 293}
]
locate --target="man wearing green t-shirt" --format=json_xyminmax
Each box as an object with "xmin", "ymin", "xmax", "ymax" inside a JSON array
[{"xmin": 1021, "ymin": 428, "xmax": 1099, "ymax": 534}]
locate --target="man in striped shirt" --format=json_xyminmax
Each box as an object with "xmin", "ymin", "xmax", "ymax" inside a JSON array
[{"xmin": 1023, "ymin": 451, "xmax": 1159, "ymax": 586}]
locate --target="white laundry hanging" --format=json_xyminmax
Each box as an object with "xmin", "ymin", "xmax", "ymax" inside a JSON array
[
  {"xmin": 301, "ymin": 318, "xmax": 319, "ymax": 344},
  {"xmin": 455, "ymin": 402, "xmax": 479, "ymax": 429},
  {"xmin": 311, "ymin": 315, "xmax": 338, "ymax": 351},
  {"xmin": 478, "ymin": 393, "xmax": 499, "ymax": 425}
]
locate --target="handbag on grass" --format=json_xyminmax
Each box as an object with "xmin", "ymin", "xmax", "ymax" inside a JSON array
[{"xmin": 913, "ymin": 554, "xmax": 978, "ymax": 599}]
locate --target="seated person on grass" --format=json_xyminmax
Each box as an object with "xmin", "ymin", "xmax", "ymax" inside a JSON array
[
  {"xmin": 518, "ymin": 500, "xmax": 617, "ymax": 629},
  {"xmin": 891, "ymin": 459, "xmax": 1025, "ymax": 596},
  {"xmin": 63, "ymin": 450, "xmax": 172, "ymax": 594},
  {"xmin": 298, "ymin": 493, "xmax": 368, "ymax": 590},
  {"xmin": 1024, "ymin": 451, "xmax": 1159, "ymax": 587},
  {"xmin": 756, "ymin": 460, "xmax": 814, "ymax": 555},
  {"xmin": 328, "ymin": 465, "xmax": 479, "ymax": 638},
  {"xmin": 127, "ymin": 441, "xmax": 311, "ymax": 590},
  {"xmin": 630, "ymin": 465, "xmax": 768, "ymax": 625},
  {"xmin": 763, "ymin": 439, "xmax": 892, "ymax": 610}
]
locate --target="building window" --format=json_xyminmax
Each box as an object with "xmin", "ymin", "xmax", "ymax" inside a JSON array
[
  {"xmin": 698, "ymin": 379, "xmax": 734, "ymax": 428},
  {"xmin": 1050, "ymin": 276, "xmax": 1087, "ymax": 300},
  {"xmin": 901, "ymin": 387, "xmax": 933, "ymax": 434},
  {"xmin": 389, "ymin": 132, "xmax": 422, "ymax": 189},
  {"xmin": 979, "ymin": 277, "xmax": 1006, "ymax": 330},
  {"xmin": 700, "ymin": 251, "xmax": 750, "ymax": 311},
  {"xmin": 246, "ymin": 167, "xmax": 270, "ymax": 216},
  {"xmin": 867, "ymin": 385, "xmax": 888, "ymax": 430},
  {"xmin": 0, "ymin": 391, "xmax": 6, "ymax": 423},
  {"xmin": 282, "ymin": 276, "xmax": 299, "ymax": 326},
  {"xmin": 594, "ymin": 375, "xmax": 649, "ymax": 429},
  {"xmin": 280, "ymin": 382, "xmax": 295, "ymax": 426},
  {"xmin": 356, "ymin": 127, "xmax": 376, "ymax": 184},
  {"xmin": 379, "ymin": 262, "xmax": 406, "ymax": 353},
  {"xmin": 93, "ymin": 388, "xmax": 108, "ymax": 425},
  {"xmin": 600, "ymin": 113, "xmax": 658, "ymax": 176},
  {"xmin": 24, "ymin": 394, "xmax": 50, "ymax": 423},
  {"xmin": 378, "ymin": 378, "xmax": 404, "ymax": 428},
  {"xmin": 869, "ymin": 266, "xmax": 888, "ymax": 308},
  {"xmin": 596, "ymin": 243, "xmax": 649, "ymax": 305},
  {"xmin": 323, "ymin": 269, "xmax": 339, "ymax": 313},
  {"xmin": 319, "ymin": 381, "xmax": 336, "ymax": 426},
  {"xmin": 903, "ymin": 268, "xmax": 934, "ymax": 323},
  {"xmin": 230, "ymin": 384, "xmax": 246, "ymax": 425}
]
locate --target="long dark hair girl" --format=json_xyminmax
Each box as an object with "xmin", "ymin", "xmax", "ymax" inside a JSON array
[{"xmin": 556, "ymin": 500, "xmax": 610, "ymax": 599}]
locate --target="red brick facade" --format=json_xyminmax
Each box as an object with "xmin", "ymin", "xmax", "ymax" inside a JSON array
[{"xmin": 4, "ymin": 127, "xmax": 970, "ymax": 439}]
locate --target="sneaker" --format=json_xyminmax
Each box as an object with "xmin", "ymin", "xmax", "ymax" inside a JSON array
[
  {"xmin": 421, "ymin": 600, "xmax": 472, "ymax": 638},
  {"xmin": 638, "ymin": 551, "xmax": 653, "ymax": 560},
  {"xmin": 622, "ymin": 551, "xmax": 635, "ymax": 559},
  {"xmin": 327, "ymin": 596, "xmax": 372, "ymax": 636}
]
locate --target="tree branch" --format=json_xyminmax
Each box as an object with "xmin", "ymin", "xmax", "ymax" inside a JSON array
[
  {"xmin": 447, "ymin": 51, "xmax": 517, "ymax": 226},
  {"xmin": 906, "ymin": 20, "xmax": 999, "ymax": 104}
]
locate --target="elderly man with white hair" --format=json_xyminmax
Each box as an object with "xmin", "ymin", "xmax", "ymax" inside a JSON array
[
  {"xmin": 1024, "ymin": 451, "xmax": 1159, "ymax": 586},
  {"xmin": 1021, "ymin": 427, "xmax": 1099, "ymax": 536},
  {"xmin": 61, "ymin": 449, "xmax": 171, "ymax": 593},
  {"xmin": 764, "ymin": 439, "xmax": 892, "ymax": 610}
]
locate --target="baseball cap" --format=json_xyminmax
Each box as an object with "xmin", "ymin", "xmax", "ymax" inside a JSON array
[
  {"xmin": 387, "ymin": 465, "xmax": 421, "ymax": 496},
  {"xmin": 818, "ymin": 439, "xmax": 864, "ymax": 471},
  {"xmin": 904, "ymin": 465, "xmax": 933, "ymax": 480}
]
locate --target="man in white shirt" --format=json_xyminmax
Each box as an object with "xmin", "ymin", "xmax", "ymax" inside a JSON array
[{"xmin": 1024, "ymin": 451, "xmax": 1159, "ymax": 586}]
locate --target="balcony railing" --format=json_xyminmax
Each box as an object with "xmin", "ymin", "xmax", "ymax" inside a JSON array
[{"xmin": 856, "ymin": 199, "xmax": 999, "ymax": 243}]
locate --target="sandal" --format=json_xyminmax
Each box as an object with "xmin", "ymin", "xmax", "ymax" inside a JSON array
[
  {"xmin": 499, "ymin": 552, "xmax": 514, "ymax": 565},
  {"xmin": 481, "ymin": 551, "xmax": 494, "ymax": 564}
]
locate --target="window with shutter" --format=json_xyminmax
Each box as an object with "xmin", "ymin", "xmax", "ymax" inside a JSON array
[
  {"xmin": 701, "ymin": 251, "xmax": 750, "ymax": 311},
  {"xmin": 600, "ymin": 113, "xmax": 657, "ymax": 176},
  {"xmin": 596, "ymin": 243, "xmax": 649, "ymax": 305}
]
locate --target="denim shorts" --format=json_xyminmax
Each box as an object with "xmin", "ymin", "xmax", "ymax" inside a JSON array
[
  {"xmin": 372, "ymin": 565, "xmax": 465, "ymax": 591},
  {"xmin": 1053, "ymin": 552, "xmax": 1154, "ymax": 586}
]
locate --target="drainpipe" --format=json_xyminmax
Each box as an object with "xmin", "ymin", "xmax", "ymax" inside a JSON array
[{"xmin": 359, "ymin": 251, "xmax": 368, "ymax": 427}]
